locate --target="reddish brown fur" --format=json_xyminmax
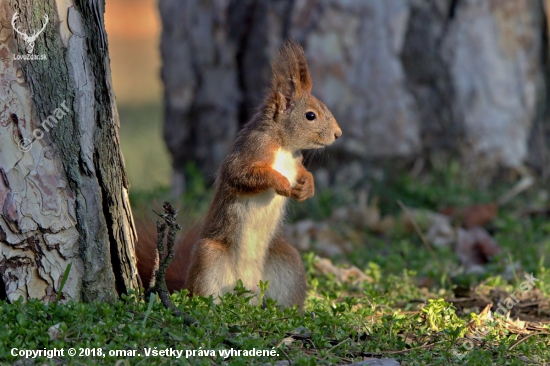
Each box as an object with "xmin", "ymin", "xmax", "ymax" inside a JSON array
[
  {"xmin": 136, "ymin": 41, "xmax": 341, "ymax": 308},
  {"xmin": 136, "ymin": 222, "xmax": 198, "ymax": 291}
]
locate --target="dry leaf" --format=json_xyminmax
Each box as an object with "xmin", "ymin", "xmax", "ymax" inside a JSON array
[
  {"xmin": 329, "ymin": 191, "xmax": 395, "ymax": 233},
  {"xmin": 285, "ymin": 221, "xmax": 352, "ymax": 256},
  {"xmin": 455, "ymin": 227, "xmax": 502, "ymax": 267},
  {"xmin": 440, "ymin": 203, "xmax": 498, "ymax": 228},
  {"xmin": 426, "ymin": 215, "xmax": 455, "ymax": 248},
  {"xmin": 505, "ymin": 317, "xmax": 527, "ymax": 332},
  {"xmin": 276, "ymin": 337, "xmax": 295, "ymax": 347},
  {"xmin": 313, "ymin": 255, "xmax": 373, "ymax": 284},
  {"xmin": 47, "ymin": 323, "xmax": 62, "ymax": 340},
  {"xmin": 448, "ymin": 282, "xmax": 550, "ymax": 321}
]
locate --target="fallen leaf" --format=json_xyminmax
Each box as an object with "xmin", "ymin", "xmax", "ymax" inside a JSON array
[
  {"xmin": 276, "ymin": 337, "xmax": 295, "ymax": 347},
  {"xmin": 329, "ymin": 191, "xmax": 395, "ymax": 233},
  {"xmin": 285, "ymin": 221, "xmax": 353, "ymax": 256},
  {"xmin": 440, "ymin": 203, "xmax": 498, "ymax": 228},
  {"xmin": 505, "ymin": 316, "xmax": 527, "ymax": 332},
  {"xmin": 517, "ymin": 355, "xmax": 538, "ymax": 364},
  {"xmin": 47, "ymin": 323, "xmax": 62, "ymax": 341},
  {"xmin": 455, "ymin": 227, "xmax": 501, "ymax": 268},
  {"xmin": 426, "ymin": 215, "xmax": 455, "ymax": 248},
  {"xmin": 313, "ymin": 255, "xmax": 374, "ymax": 284},
  {"xmin": 448, "ymin": 282, "xmax": 550, "ymax": 321},
  {"xmin": 415, "ymin": 276, "xmax": 433, "ymax": 288}
]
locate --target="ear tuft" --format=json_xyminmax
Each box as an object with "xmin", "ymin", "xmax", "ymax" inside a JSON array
[
  {"xmin": 270, "ymin": 41, "xmax": 312, "ymax": 113},
  {"xmin": 289, "ymin": 41, "xmax": 313, "ymax": 93}
]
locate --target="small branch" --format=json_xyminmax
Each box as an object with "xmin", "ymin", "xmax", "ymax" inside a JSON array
[
  {"xmin": 497, "ymin": 175, "xmax": 534, "ymax": 206},
  {"xmin": 509, "ymin": 332, "xmax": 550, "ymax": 350},
  {"xmin": 148, "ymin": 221, "xmax": 165, "ymax": 289},
  {"xmin": 362, "ymin": 340, "xmax": 445, "ymax": 356},
  {"xmin": 397, "ymin": 200, "xmax": 452, "ymax": 288},
  {"xmin": 145, "ymin": 201, "xmax": 197, "ymax": 326},
  {"xmin": 320, "ymin": 338, "xmax": 350, "ymax": 361}
]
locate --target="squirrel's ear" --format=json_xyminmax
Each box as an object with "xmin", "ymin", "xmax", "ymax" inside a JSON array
[
  {"xmin": 270, "ymin": 41, "xmax": 312, "ymax": 113},
  {"xmin": 291, "ymin": 42, "xmax": 312, "ymax": 93}
]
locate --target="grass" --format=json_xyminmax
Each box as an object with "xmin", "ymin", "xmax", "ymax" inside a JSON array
[
  {"xmin": 2, "ymin": 163, "xmax": 550, "ymax": 365},
  {"xmin": 2, "ymin": 105, "xmax": 550, "ymax": 365}
]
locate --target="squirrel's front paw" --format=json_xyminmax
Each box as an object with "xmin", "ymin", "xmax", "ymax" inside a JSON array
[
  {"xmin": 272, "ymin": 173, "xmax": 292, "ymax": 197},
  {"xmin": 291, "ymin": 172, "xmax": 314, "ymax": 202}
]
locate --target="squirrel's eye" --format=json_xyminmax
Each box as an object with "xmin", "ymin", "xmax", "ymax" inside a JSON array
[{"xmin": 305, "ymin": 112, "xmax": 316, "ymax": 121}]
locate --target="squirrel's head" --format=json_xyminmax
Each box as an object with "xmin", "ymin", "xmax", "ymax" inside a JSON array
[{"xmin": 267, "ymin": 41, "xmax": 342, "ymax": 151}]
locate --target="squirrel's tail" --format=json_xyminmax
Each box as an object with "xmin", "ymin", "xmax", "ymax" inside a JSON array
[{"xmin": 135, "ymin": 219, "xmax": 199, "ymax": 292}]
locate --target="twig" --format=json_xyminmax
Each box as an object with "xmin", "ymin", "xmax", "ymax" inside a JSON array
[
  {"xmin": 145, "ymin": 201, "xmax": 197, "ymax": 326},
  {"xmin": 148, "ymin": 221, "xmax": 165, "ymax": 289},
  {"xmin": 239, "ymin": 316, "xmax": 294, "ymax": 327},
  {"xmin": 509, "ymin": 332, "xmax": 550, "ymax": 350},
  {"xmin": 320, "ymin": 338, "xmax": 350, "ymax": 360},
  {"xmin": 497, "ymin": 175, "xmax": 535, "ymax": 206},
  {"xmin": 278, "ymin": 346, "xmax": 292, "ymax": 365},
  {"xmin": 363, "ymin": 340, "xmax": 444, "ymax": 356},
  {"xmin": 397, "ymin": 200, "xmax": 452, "ymax": 288}
]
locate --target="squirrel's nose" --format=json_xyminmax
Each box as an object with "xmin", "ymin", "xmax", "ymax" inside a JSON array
[{"xmin": 334, "ymin": 128, "xmax": 342, "ymax": 140}]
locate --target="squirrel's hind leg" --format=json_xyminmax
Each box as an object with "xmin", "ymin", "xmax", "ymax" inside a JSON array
[
  {"xmin": 262, "ymin": 236, "xmax": 307, "ymax": 309},
  {"xmin": 187, "ymin": 239, "xmax": 236, "ymax": 301}
]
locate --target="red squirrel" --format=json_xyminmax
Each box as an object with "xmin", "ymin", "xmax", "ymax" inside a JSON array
[{"xmin": 136, "ymin": 41, "xmax": 342, "ymax": 308}]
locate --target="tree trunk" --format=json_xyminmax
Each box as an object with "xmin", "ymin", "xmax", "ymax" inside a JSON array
[
  {"xmin": 160, "ymin": 0, "xmax": 550, "ymax": 191},
  {"xmin": 160, "ymin": 0, "xmax": 240, "ymax": 196},
  {"xmin": 0, "ymin": 0, "xmax": 138, "ymax": 302}
]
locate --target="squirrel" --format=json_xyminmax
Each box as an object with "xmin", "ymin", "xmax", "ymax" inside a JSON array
[{"xmin": 136, "ymin": 41, "xmax": 342, "ymax": 308}]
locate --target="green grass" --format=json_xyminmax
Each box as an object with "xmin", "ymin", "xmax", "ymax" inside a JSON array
[
  {"xmin": 3, "ymin": 164, "xmax": 550, "ymax": 365},
  {"xmin": 2, "ymin": 106, "xmax": 550, "ymax": 365}
]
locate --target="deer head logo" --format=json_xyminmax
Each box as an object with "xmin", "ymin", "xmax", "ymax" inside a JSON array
[{"xmin": 11, "ymin": 13, "xmax": 49, "ymax": 54}]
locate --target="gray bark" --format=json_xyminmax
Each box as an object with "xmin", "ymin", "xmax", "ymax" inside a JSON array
[
  {"xmin": 442, "ymin": 0, "xmax": 546, "ymax": 176},
  {"xmin": 160, "ymin": 0, "xmax": 240, "ymax": 196},
  {"xmin": 160, "ymin": 0, "xmax": 550, "ymax": 192},
  {"xmin": 0, "ymin": 0, "xmax": 138, "ymax": 302}
]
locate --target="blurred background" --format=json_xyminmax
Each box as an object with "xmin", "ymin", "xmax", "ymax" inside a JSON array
[
  {"xmin": 105, "ymin": 0, "xmax": 169, "ymax": 192},
  {"xmin": 106, "ymin": 0, "xmax": 550, "ymax": 198},
  {"xmin": 104, "ymin": 0, "xmax": 550, "ymax": 293},
  {"xmin": 100, "ymin": 1, "xmax": 550, "ymax": 330}
]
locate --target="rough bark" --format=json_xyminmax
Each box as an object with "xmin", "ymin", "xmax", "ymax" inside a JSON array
[
  {"xmin": 160, "ymin": 0, "xmax": 550, "ymax": 191},
  {"xmin": 443, "ymin": 0, "xmax": 545, "ymax": 178},
  {"xmin": 0, "ymin": 0, "xmax": 138, "ymax": 302}
]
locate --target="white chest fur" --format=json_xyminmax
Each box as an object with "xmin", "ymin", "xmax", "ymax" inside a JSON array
[
  {"xmin": 272, "ymin": 149, "xmax": 299, "ymax": 185},
  {"xmin": 232, "ymin": 149, "xmax": 299, "ymax": 291}
]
